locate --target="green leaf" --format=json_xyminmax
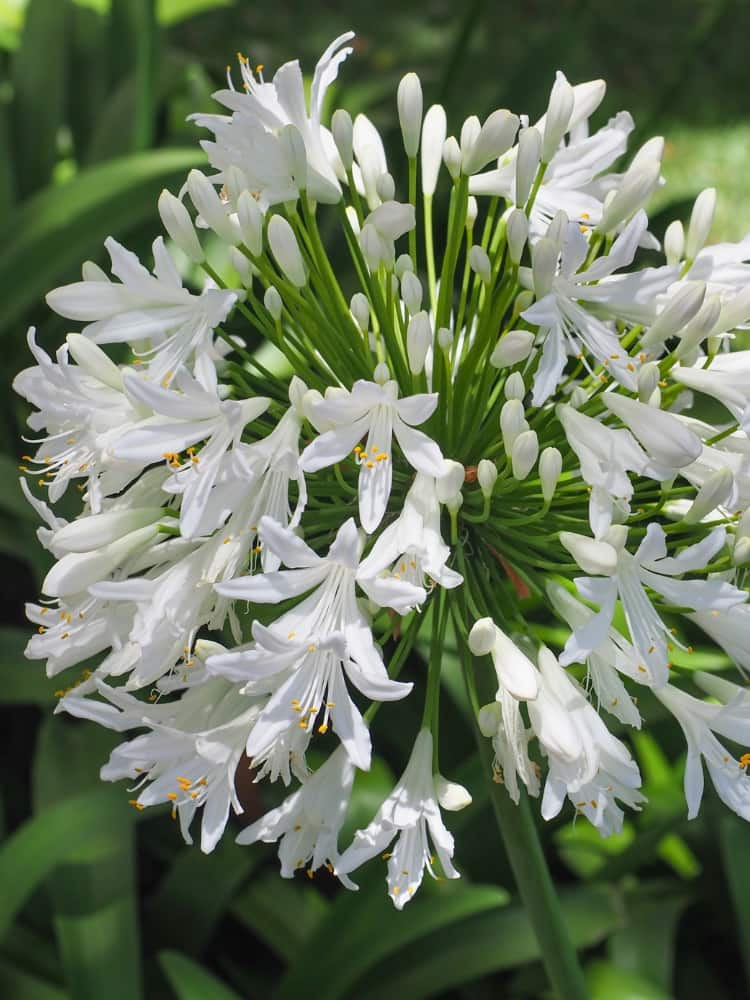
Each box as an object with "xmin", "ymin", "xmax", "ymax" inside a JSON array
[
  {"xmin": 719, "ymin": 815, "xmax": 750, "ymax": 989},
  {"xmin": 0, "ymin": 786, "xmax": 135, "ymax": 940},
  {"xmin": 0, "ymin": 147, "xmax": 203, "ymax": 335},
  {"xmin": 0, "ymin": 960, "xmax": 66, "ymax": 1000},
  {"xmin": 275, "ymin": 875, "xmax": 511, "ymax": 1000},
  {"xmin": 11, "ymin": 0, "xmax": 70, "ymax": 197},
  {"xmin": 32, "ymin": 716, "xmax": 143, "ymax": 1000},
  {"xmin": 231, "ymin": 870, "xmax": 328, "ymax": 962},
  {"xmin": 156, "ymin": 0, "xmax": 232, "ymax": 26},
  {"xmin": 0, "ymin": 626, "xmax": 70, "ymax": 705},
  {"xmin": 585, "ymin": 959, "xmax": 672, "ymax": 1000},
  {"xmin": 0, "ymin": 459, "xmax": 40, "ymax": 521},
  {"xmin": 158, "ymin": 951, "xmax": 243, "ymax": 1000},
  {"xmin": 607, "ymin": 885, "xmax": 692, "ymax": 991}
]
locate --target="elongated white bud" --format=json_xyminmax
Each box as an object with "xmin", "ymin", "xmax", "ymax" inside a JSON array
[
  {"xmin": 187, "ymin": 169, "xmax": 239, "ymax": 244},
  {"xmin": 375, "ymin": 172, "xmax": 396, "ymax": 202},
  {"xmin": 435, "ymin": 776, "xmax": 472, "ymax": 811},
  {"xmin": 279, "ymin": 123, "xmax": 308, "ymax": 191},
  {"xmin": 469, "ymin": 618, "xmax": 539, "ymax": 700},
  {"xmin": 490, "ymin": 329, "xmax": 534, "ymax": 368},
  {"xmin": 395, "ymin": 253, "xmax": 413, "ymax": 277},
  {"xmin": 397, "ymin": 72, "xmax": 423, "ymax": 158},
  {"xmin": 506, "ymin": 208, "xmax": 528, "ymax": 264},
  {"xmin": 504, "ymin": 372, "xmax": 525, "ymax": 400},
  {"xmin": 466, "ymin": 196, "xmax": 478, "ymax": 228},
  {"xmin": 477, "ymin": 459, "xmax": 498, "ymax": 498},
  {"xmin": 66, "ymin": 334, "xmax": 122, "ymax": 390},
  {"xmin": 264, "ymin": 286, "xmax": 283, "ymax": 320},
  {"xmin": 229, "ymin": 247, "xmax": 254, "ymax": 284},
  {"xmin": 733, "ymin": 536, "xmax": 750, "ymax": 567},
  {"xmin": 400, "ymin": 271, "xmax": 423, "ymax": 315},
  {"xmin": 158, "ymin": 189, "xmax": 204, "ymax": 263},
  {"xmin": 515, "ymin": 127, "xmax": 542, "ymax": 206},
  {"xmin": 597, "ymin": 158, "xmax": 661, "ymax": 234},
  {"xmin": 637, "ymin": 361, "xmax": 660, "ymax": 402},
  {"xmin": 237, "ymin": 190, "xmax": 264, "ymax": 257},
  {"xmin": 684, "ymin": 468, "xmax": 734, "ymax": 524},
  {"xmin": 332, "ymin": 109, "xmax": 353, "ymax": 171},
  {"xmin": 407, "ymin": 311, "xmax": 432, "ymax": 374},
  {"xmin": 52, "ymin": 508, "xmax": 165, "ymax": 553},
  {"xmin": 512, "ymin": 429, "xmax": 539, "ymax": 480},
  {"xmin": 267, "ymin": 215, "xmax": 307, "ymax": 287},
  {"xmin": 462, "ymin": 109, "xmax": 519, "ymax": 174},
  {"xmin": 469, "ymin": 245, "xmax": 491, "ymax": 283},
  {"xmin": 545, "ymin": 210, "xmax": 568, "ymax": 253},
  {"xmin": 359, "ymin": 223, "xmax": 388, "ymax": 271},
  {"xmin": 468, "ymin": 617, "xmax": 497, "ymax": 655},
  {"xmin": 539, "ymin": 447, "xmax": 562, "ymax": 502},
  {"xmin": 541, "ymin": 72, "xmax": 574, "ymax": 163},
  {"xmin": 686, "ymin": 187, "xmax": 716, "ymax": 260},
  {"xmin": 350, "ymin": 292, "xmax": 370, "ymax": 332},
  {"xmin": 367, "ymin": 201, "xmax": 416, "ymax": 240},
  {"xmin": 373, "ymin": 362, "xmax": 390, "ymax": 385},
  {"xmin": 559, "ymin": 531, "xmax": 618, "ymax": 575},
  {"xmin": 442, "ymin": 136, "xmax": 462, "ymax": 180},
  {"xmin": 640, "ymin": 281, "xmax": 706, "ymax": 351},
  {"xmin": 43, "ymin": 524, "xmax": 160, "ymax": 598},
  {"xmin": 437, "ymin": 326, "xmax": 453, "ymax": 350},
  {"xmin": 437, "ymin": 459, "xmax": 465, "ymax": 503},
  {"xmin": 664, "ymin": 219, "xmax": 685, "ymax": 266},
  {"xmin": 500, "ymin": 398, "xmax": 528, "ymax": 456},
  {"xmin": 421, "ymin": 104, "xmax": 447, "ymax": 197},
  {"xmin": 674, "ymin": 293, "xmax": 721, "ymax": 358},
  {"xmin": 477, "ymin": 701, "xmax": 502, "ymax": 737},
  {"xmin": 531, "ymin": 237, "xmax": 558, "ymax": 297},
  {"xmin": 603, "ymin": 392, "xmax": 702, "ymax": 468}
]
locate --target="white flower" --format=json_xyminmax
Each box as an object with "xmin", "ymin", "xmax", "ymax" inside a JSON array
[
  {"xmin": 45, "ymin": 237, "xmax": 237, "ymax": 384},
  {"xmin": 336, "ymin": 729, "xmax": 467, "ymax": 908},
  {"xmin": 687, "ymin": 604, "xmax": 750, "ymax": 674},
  {"xmin": 562, "ymin": 523, "xmax": 746, "ymax": 685},
  {"xmin": 656, "ymin": 678, "xmax": 750, "ymax": 821},
  {"xmin": 529, "ymin": 647, "xmax": 644, "ymax": 836},
  {"xmin": 357, "ymin": 472, "xmax": 462, "ymax": 612},
  {"xmin": 237, "ymin": 745, "xmax": 356, "ymax": 884},
  {"xmin": 478, "ymin": 691, "xmax": 540, "ymax": 803},
  {"xmin": 672, "ymin": 351, "xmax": 750, "ymax": 433},
  {"xmin": 468, "ymin": 618, "xmax": 539, "ymax": 700},
  {"xmin": 300, "ymin": 378, "xmax": 444, "ymax": 533}
]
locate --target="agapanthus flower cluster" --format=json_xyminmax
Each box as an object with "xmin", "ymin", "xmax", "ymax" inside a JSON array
[{"xmin": 15, "ymin": 31, "xmax": 750, "ymax": 908}]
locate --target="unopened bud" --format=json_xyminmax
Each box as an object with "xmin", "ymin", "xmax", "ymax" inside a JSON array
[
  {"xmin": 500, "ymin": 398, "xmax": 528, "ymax": 456},
  {"xmin": 531, "ymin": 237, "xmax": 559, "ymax": 297},
  {"xmin": 477, "ymin": 459, "xmax": 498, "ymax": 498},
  {"xmin": 267, "ymin": 215, "xmax": 307, "ymax": 287},
  {"xmin": 664, "ymin": 219, "xmax": 685, "ymax": 266},
  {"xmin": 686, "ymin": 187, "xmax": 716, "ymax": 260},
  {"xmin": 421, "ymin": 104, "xmax": 447, "ymax": 197},
  {"xmin": 641, "ymin": 281, "xmax": 706, "ymax": 351},
  {"xmin": 512, "ymin": 429, "xmax": 539, "ymax": 480},
  {"xmin": 237, "ymin": 190, "xmax": 264, "ymax": 257},
  {"xmin": 229, "ymin": 246, "xmax": 254, "ymax": 284},
  {"xmin": 674, "ymin": 293, "xmax": 721, "ymax": 358},
  {"xmin": 468, "ymin": 617, "xmax": 497, "ymax": 656},
  {"xmin": 597, "ymin": 158, "xmax": 661, "ymax": 234},
  {"xmin": 437, "ymin": 460, "xmax": 465, "ymax": 503},
  {"xmin": 504, "ymin": 372, "xmax": 525, "ymax": 400},
  {"xmin": 373, "ymin": 362, "xmax": 390, "ymax": 385},
  {"xmin": 445, "ymin": 492, "xmax": 463, "ymax": 514},
  {"xmin": 442, "ymin": 136, "xmax": 462, "ymax": 180},
  {"xmin": 477, "ymin": 701, "xmax": 502, "ymax": 738},
  {"xmin": 187, "ymin": 169, "xmax": 239, "ymax": 244},
  {"xmin": 637, "ymin": 362, "xmax": 660, "ymax": 401},
  {"xmin": 264, "ymin": 286, "xmax": 282, "ymax": 320},
  {"xmin": 462, "ymin": 109, "xmax": 519, "ymax": 175},
  {"xmin": 350, "ymin": 292, "xmax": 370, "ymax": 332},
  {"xmin": 541, "ymin": 72, "xmax": 574, "ymax": 163},
  {"xmin": 400, "ymin": 271, "xmax": 423, "ymax": 315},
  {"xmin": 375, "ymin": 172, "xmax": 396, "ymax": 203},
  {"xmin": 158, "ymin": 189, "xmax": 204, "ymax": 263},
  {"xmin": 506, "ymin": 209, "xmax": 528, "ymax": 264},
  {"xmin": 515, "ymin": 127, "xmax": 542, "ymax": 207},
  {"xmin": 279, "ymin": 123, "xmax": 308, "ymax": 191},
  {"xmin": 539, "ymin": 447, "xmax": 562, "ymax": 503},
  {"xmin": 684, "ymin": 468, "xmax": 734, "ymax": 524},
  {"xmin": 469, "ymin": 245, "xmax": 491, "ymax": 283},
  {"xmin": 559, "ymin": 531, "xmax": 618, "ymax": 575},
  {"xmin": 359, "ymin": 223, "xmax": 387, "ymax": 271},
  {"xmin": 407, "ymin": 311, "xmax": 432, "ymax": 374},
  {"xmin": 331, "ymin": 109, "xmax": 354, "ymax": 171},
  {"xmin": 397, "ymin": 72, "xmax": 423, "ymax": 159},
  {"xmin": 466, "ymin": 196, "xmax": 478, "ymax": 228},
  {"xmin": 733, "ymin": 536, "xmax": 750, "ymax": 567},
  {"xmin": 435, "ymin": 776, "xmax": 472, "ymax": 811},
  {"xmin": 490, "ymin": 329, "xmax": 534, "ymax": 368},
  {"xmin": 437, "ymin": 326, "xmax": 453, "ymax": 351},
  {"xmin": 395, "ymin": 253, "xmax": 413, "ymax": 277}
]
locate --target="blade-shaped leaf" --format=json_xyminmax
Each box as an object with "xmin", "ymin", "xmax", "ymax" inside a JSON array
[{"xmin": 158, "ymin": 951, "xmax": 243, "ymax": 1000}]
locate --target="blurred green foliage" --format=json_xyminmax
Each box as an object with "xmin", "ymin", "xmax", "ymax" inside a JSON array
[{"xmin": 1, "ymin": 0, "xmax": 750, "ymax": 997}]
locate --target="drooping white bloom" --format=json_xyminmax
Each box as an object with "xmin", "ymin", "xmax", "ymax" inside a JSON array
[
  {"xmin": 478, "ymin": 691, "xmax": 541, "ymax": 803},
  {"xmin": 237, "ymin": 745, "xmax": 356, "ymax": 884},
  {"xmin": 45, "ymin": 237, "xmax": 237, "ymax": 384},
  {"xmin": 300, "ymin": 378, "xmax": 444, "ymax": 533},
  {"xmin": 672, "ymin": 352, "xmax": 750, "ymax": 432},
  {"xmin": 468, "ymin": 618, "xmax": 539, "ymax": 700},
  {"xmin": 336, "ymin": 729, "xmax": 467, "ymax": 908}
]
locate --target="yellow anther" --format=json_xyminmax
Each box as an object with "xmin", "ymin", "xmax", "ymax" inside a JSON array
[
  {"xmin": 167, "ymin": 792, "xmax": 178, "ymax": 801},
  {"xmin": 223, "ymin": 536, "xmax": 232, "ymax": 544},
  {"xmin": 365, "ymin": 461, "xmax": 375, "ymax": 468},
  {"xmin": 288, "ymin": 631, "xmax": 296, "ymax": 639},
  {"xmin": 306, "ymin": 868, "xmax": 314, "ymax": 879},
  {"xmin": 308, "ymin": 643, "xmax": 316, "ymax": 653},
  {"xmin": 37, "ymin": 625, "xmax": 46, "ymax": 634},
  {"xmin": 318, "ymin": 723, "xmax": 329, "ymax": 734},
  {"xmin": 381, "ymin": 852, "xmax": 392, "ymax": 860},
  {"xmin": 740, "ymin": 753, "xmax": 750, "ymax": 769},
  {"xmin": 128, "ymin": 799, "xmax": 145, "ymax": 811}
]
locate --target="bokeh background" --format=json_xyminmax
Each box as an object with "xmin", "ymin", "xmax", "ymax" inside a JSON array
[{"xmin": 1, "ymin": 1, "xmax": 750, "ymax": 998}]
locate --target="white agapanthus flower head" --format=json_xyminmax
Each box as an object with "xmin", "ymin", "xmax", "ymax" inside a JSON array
[{"xmin": 14, "ymin": 32, "xmax": 750, "ymax": 908}]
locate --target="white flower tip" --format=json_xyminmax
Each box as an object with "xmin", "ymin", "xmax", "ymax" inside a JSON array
[
  {"xmin": 469, "ymin": 617, "xmax": 497, "ymax": 656},
  {"xmin": 436, "ymin": 775, "xmax": 472, "ymax": 811},
  {"xmin": 559, "ymin": 531, "xmax": 618, "ymax": 575}
]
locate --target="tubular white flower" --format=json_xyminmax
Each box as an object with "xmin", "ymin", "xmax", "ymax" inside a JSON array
[
  {"xmin": 158, "ymin": 189, "xmax": 204, "ymax": 263},
  {"xmin": 267, "ymin": 215, "xmax": 307, "ymax": 288},
  {"xmin": 469, "ymin": 618, "xmax": 539, "ymax": 700},
  {"xmin": 397, "ymin": 72, "xmax": 423, "ymax": 158},
  {"xmin": 421, "ymin": 104, "xmax": 447, "ymax": 197}
]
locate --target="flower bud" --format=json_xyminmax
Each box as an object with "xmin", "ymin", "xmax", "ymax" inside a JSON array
[
  {"xmin": 331, "ymin": 108, "xmax": 354, "ymax": 171},
  {"xmin": 504, "ymin": 372, "xmax": 525, "ymax": 400},
  {"xmin": 515, "ymin": 127, "xmax": 542, "ymax": 206},
  {"xmin": 437, "ymin": 326, "xmax": 453, "ymax": 351},
  {"xmin": 640, "ymin": 281, "xmax": 706, "ymax": 351},
  {"xmin": 350, "ymin": 292, "xmax": 370, "ymax": 332},
  {"xmin": 686, "ymin": 187, "xmax": 716, "ymax": 260},
  {"xmin": 367, "ymin": 201, "xmax": 416, "ymax": 240},
  {"xmin": 66, "ymin": 334, "xmax": 122, "ymax": 390},
  {"xmin": 738, "ymin": 508, "xmax": 750, "ymax": 540},
  {"xmin": 442, "ymin": 136, "xmax": 462, "ymax": 180},
  {"xmin": 511, "ymin": 429, "xmax": 539, "ymax": 480},
  {"xmin": 435, "ymin": 776, "xmax": 472, "ymax": 811},
  {"xmin": 545, "ymin": 210, "xmax": 569, "ymax": 254},
  {"xmin": 468, "ymin": 617, "xmax": 496, "ymax": 656},
  {"xmin": 373, "ymin": 362, "xmax": 390, "ymax": 385},
  {"xmin": 375, "ymin": 172, "xmax": 396, "ymax": 203},
  {"xmin": 445, "ymin": 492, "xmax": 463, "ymax": 514},
  {"xmin": 267, "ymin": 215, "xmax": 307, "ymax": 287},
  {"xmin": 597, "ymin": 158, "xmax": 661, "ymax": 234},
  {"xmin": 683, "ymin": 468, "xmax": 734, "ymax": 524},
  {"xmin": 263, "ymin": 286, "xmax": 282, "ymax": 320},
  {"xmin": 500, "ymin": 398, "xmax": 528, "ymax": 456},
  {"xmin": 400, "ymin": 271, "xmax": 423, "ymax": 315},
  {"xmin": 186, "ymin": 169, "xmax": 239, "ymax": 244},
  {"xmin": 359, "ymin": 223, "xmax": 387, "ymax": 271},
  {"xmin": 490, "ymin": 329, "xmax": 534, "ymax": 368},
  {"xmin": 158, "ymin": 189, "xmax": 204, "ymax": 263},
  {"xmin": 733, "ymin": 536, "xmax": 750, "ymax": 567},
  {"xmin": 395, "ymin": 253, "xmax": 413, "ymax": 277},
  {"xmin": 462, "ymin": 109, "xmax": 519, "ymax": 175},
  {"xmin": 674, "ymin": 293, "xmax": 721, "ymax": 358},
  {"xmin": 466, "ymin": 196, "xmax": 478, "ymax": 228},
  {"xmin": 407, "ymin": 311, "xmax": 432, "ymax": 375},
  {"xmin": 477, "ymin": 459, "xmax": 498, "ymax": 498},
  {"xmin": 559, "ymin": 531, "xmax": 618, "ymax": 575},
  {"xmin": 531, "ymin": 237, "xmax": 558, "ymax": 297},
  {"xmin": 541, "ymin": 72, "xmax": 574, "ymax": 163},
  {"xmin": 237, "ymin": 190, "xmax": 264, "ymax": 257},
  {"xmin": 470, "ymin": 619, "xmax": 539, "ymax": 700},
  {"xmin": 222, "ymin": 164, "xmax": 248, "ymax": 204},
  {"xmin": 569, "ymin": 386, "xmax": 589, "ymax": 409},
  {"xmin": 637, "ymin": 361, "xmax": 660, "ymax": 402},
  {"xmin": 539, "ymin": 447, "xmax": 562, "ymax": 502},
  {"xmin": 506, "ymin": 208, "xmax": 528, "ymax": 264},
  {"xmin": 397, "ymin": 72, "xmax": 423, "ymax": 158},
  {"xmin": 229, "ymin": 246, "xmax": 254, "ymax": 284},
  {"xmin": 664, "ymin": 219, "xmax": 685, "ymax": 266},
  {"xmin": 469, "ymin": 245, "xmax": 491, "ymax": 283},
  {"xmin": 279, "ymin": 123, "xmax": 308, "ymax": 191},
  {"xmin": 477, "ymin": 701, "xmax": 502, "ymax": 738},
  {"xmin": 421, "ymin": 104, "xmax": 447, "ymax": 197},
  {"xmin": 437, "ymin": 459, "xmax": 465, "ymax": 503}
]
